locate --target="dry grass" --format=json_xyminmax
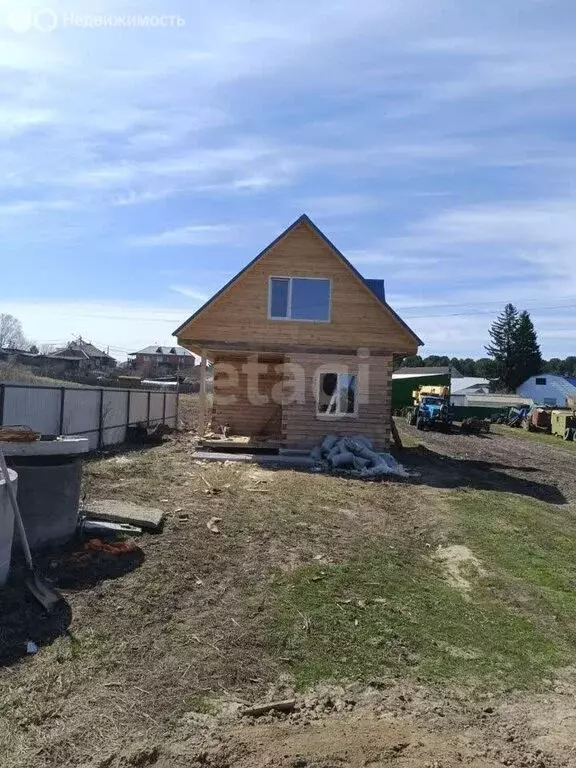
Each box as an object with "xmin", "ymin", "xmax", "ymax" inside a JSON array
[
  {"xmin": 0, "ymin": 363, "xmax": 81, "ymax": 387},
  {"xmin": 1, "ymin": 431, "xmax": 576, "ymax": 767},
  {"xmin": 176, "ymin": 392, "xmax": 213, "ymax": 431},
  {"xmin": 0, "ymin": 438, "xmax": 433, "ymax": 768}
]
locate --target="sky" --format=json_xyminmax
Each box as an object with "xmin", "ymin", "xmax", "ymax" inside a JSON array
[{"xmin": 0, "ymin": 0, "xmax": 575, "ymax": 361}]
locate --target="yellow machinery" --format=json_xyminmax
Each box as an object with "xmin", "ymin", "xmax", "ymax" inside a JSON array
[
  {"xmin": 551, "ymin": 399, "xmax": 576, "ymax": 440},
  {"xmin": 411, "ymin": 385, "xmax": 450, "ymax": 401}
]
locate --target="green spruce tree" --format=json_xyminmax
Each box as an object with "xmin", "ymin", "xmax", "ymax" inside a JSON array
[
  {"xmin": 513, "ymin": 310, "xmax": 542, "ymax": 389},
  {"xmin": 485, "ymin": 304, "xmax": 520, "ymax": 391}
]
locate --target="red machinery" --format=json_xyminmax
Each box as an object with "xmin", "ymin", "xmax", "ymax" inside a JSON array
[{"xmin": 522, "ymin": 407, "xmax": 552, "ymax": 434}]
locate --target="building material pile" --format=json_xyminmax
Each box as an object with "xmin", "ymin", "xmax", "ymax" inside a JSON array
[
  {"xmin": 310, "ymin": 434, "xmax": 410, "ymax": 478},
  {"xmin": 0, "ymin": 427, "xmax": 40, "ymax": 442}
]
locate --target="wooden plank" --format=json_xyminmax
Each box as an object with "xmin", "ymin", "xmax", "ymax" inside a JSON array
[
  {"xmin": 198, "ymin": 348, "xmax": 207, "ymax": 436},
  {"xmin": 183, "ymin": 340, "xmax": 397, "ymax": 358},
  {"xmin": 390, "ymin": 417, "xmax": 403, "ymax": 450}
]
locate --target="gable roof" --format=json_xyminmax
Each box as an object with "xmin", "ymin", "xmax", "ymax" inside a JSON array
[
  {"xmin": 51, "ymin": 340, "xmax": 114, "ymax": 360},
  {"xmin": 174, "ymin": 214, "xmax": 423, "ymax": 346},
  {"xmin": 521, "ymin": 373, "xmax": 576, "ymax": 390},
  {"xmin": 131, "ymin": 345, "xmax": 193, "ymax": 357},
  {"xmin": 394, "ymin": 366, "xmax": 462, "ymax": 377},
  {"xmin": 450, "ymin": 377, "xmax": 491, "ymax": 394}
]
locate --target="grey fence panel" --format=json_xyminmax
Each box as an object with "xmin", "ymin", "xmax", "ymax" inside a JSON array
[
  {"xmin": 102, "ymin": 390, "xmax": 129, "ymax": 446},
  {"xmin": 149, "ymin": 392, "xmax": 165, "ymax": 424},
  {"xmin": 0, "ymin": 384, "xmax": 179, "ymax": 449},
  {"xmin": 165, "ymin": 393, "xmax": 177, "ymax": 426},
  {"xmin": 128, "ymin": 391, "xmax": 149, "ymax": 425},
  {"xmin": 64, "ymin": 389, "xmax": 101, "ymax": 450},
  {"xmin": 2, "ymin": 386, "xmax": 60, "ymax": 434}
]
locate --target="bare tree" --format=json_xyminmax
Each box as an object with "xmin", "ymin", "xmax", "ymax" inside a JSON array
[
  {"xmin": 38, "ymin": 343, "xmax": 58, "ymax": 355},
  {"xmin": 0, "ymin": 313, "xmax": 26, "ymax": 349}
]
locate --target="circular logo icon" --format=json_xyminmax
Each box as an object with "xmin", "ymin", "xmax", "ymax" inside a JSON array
[
  {"xmin": 33, "ymin": 8, "xmax": 58, "ymax": 32},
  {"xmin": 7, "ymin": 9, "xmax": 33, "ymax": 32},
  {"xmin": 6, "ymin": 7, "xmax": 58, "ymax": 33}
]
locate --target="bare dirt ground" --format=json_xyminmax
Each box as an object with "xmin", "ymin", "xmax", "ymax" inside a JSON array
[
  {"xmin": 1, "ymin": 421, "xmax": 576, "ymax": 768},
  {"xmin": 396, "ymin": 419, "xmax": 576, "ymax": 504}
]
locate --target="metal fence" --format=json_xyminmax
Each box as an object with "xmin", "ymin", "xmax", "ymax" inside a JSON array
[{"xmin": 0, "ymin": 383, "xmax": 179, "ymax": 451}]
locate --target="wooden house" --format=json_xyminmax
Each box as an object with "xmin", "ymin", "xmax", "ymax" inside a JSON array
[{"xmin": 175, "ymin": 215, "xmax": 422, "ymax": 449}]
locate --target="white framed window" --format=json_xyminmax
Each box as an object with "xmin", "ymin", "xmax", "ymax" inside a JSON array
[
  {"xmin": 317, "ymin": 372, "xmax": 358, "ymax": 416},
  {"xmin": 268, "ymin": 277, "xmax": 331, "ymax": 322}
]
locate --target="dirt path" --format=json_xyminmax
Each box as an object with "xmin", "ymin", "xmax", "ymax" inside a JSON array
[
  {"xmin": 156, "ymin": 680, "xmax": 576, "ymax": 767},
  {"xmin": 396, "ymin": 420, "xmax": 576, "ymax": 504}
]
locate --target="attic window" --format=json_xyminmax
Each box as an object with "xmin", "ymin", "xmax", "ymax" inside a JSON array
[
  {"xmin": 535, "ymin": 377, "xmax": 547, "ymax": 385},
  {"xmin": 269, "ymin": 277, "xmax": 331, "ymax": 321},
  {"xmin": 156, "ymin": 347, "xmax": 162, "ymax": 354},
  {"xmin": 169, "ymin": 348, "xmax": 176, "ymax": 354}
]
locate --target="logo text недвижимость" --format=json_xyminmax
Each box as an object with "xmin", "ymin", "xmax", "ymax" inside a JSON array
[{"xmin": 7, "ymin": 9, "xmax": 186, "ymax": 33}]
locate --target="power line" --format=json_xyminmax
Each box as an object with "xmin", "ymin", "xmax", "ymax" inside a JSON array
[
  {"xmin": 402, "ymin": 302, "xmax": 576, "ymax": 319},
  {"xmin": 395, "ymin": 294, "xmax": 576, "ymax": 312}
]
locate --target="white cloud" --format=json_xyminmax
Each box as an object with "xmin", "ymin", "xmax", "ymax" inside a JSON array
[
  {"xmin": 169, "ymin": 285, "xmax": 210, "ymax": 301},
  {"xmin": 129, "ymin": 223, "xmax": 239, "ymax": 247},
  {"xmin": 0, "ymin": 199, "xmax": 76, "ymax": 215},
  {"xmin": 0, "ymin": 107, "xmax": 57, "ymax": 136},
  {"xmin": 389, "ymin": 198, "xmax": 576, "ymax": 293}
]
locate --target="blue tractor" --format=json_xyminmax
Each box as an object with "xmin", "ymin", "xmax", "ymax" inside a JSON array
[{"xmin": 406, "ymin": 386, "xmax": 453, "ymax": 432}]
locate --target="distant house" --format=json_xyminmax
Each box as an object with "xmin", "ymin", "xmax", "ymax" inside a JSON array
[
  {"xmin": 0, "ymin": 347, "xmax": 83, "ymax": 378},
  {"xmin": 50, "ymin": 339, "xmax": 116, "ymax": 372},
  {"xmin": 394, "ymin": 365, "xmax": 463, "ymax": 378},
  {"xmin": 0, "ymin": 347, "xmax": 31, "ymax": 363},
  {"xmin": 517, "ymin": 374, "xmax": 576, "ymax": 408},
  {"xmin": 449, "ymin": 377, "xmax": 491, "ymax": 405},
  {"xmin": 129, "ymin": 345, "xmax": 196, "ymax": 378}
]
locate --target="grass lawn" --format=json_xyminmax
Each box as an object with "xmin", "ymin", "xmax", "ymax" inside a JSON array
[
  {"xmin": 271, "ymin": 488, "xmax": 576, "ymax": 691},
  {"xmin": 491, "ymin": 423, "xmax": 576, "ymax": 452}
]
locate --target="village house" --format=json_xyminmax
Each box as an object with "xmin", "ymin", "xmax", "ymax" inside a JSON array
[
  {"xmin": 128, "ymin": 345, "xmax": 196, "ymax": 378},
  {"xmin": 49, "ymin": 339, "xmax": 116, "ymax": 372},
  {"xmin": 175, "ymin": 215, "xmax": 422, "ymax": 449}
]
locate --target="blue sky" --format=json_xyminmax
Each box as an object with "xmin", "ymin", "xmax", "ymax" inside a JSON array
[{"xmin": 1, "ymin": 0, "xmax": 575, "ymax": 360}]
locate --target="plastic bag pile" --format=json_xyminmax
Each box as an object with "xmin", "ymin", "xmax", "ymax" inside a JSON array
[{"xmin": 309, "ymin": 434, "xmax": 410, "ymax": 478}]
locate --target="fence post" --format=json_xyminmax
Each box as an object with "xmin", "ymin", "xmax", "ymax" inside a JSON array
[
  {"xmin": 162, "ymin": 392, "xmax": 166, "ymax": 425},
  {"xmin": 147, "ymin": 390, "xmax": 151, "ymax": 426},
  {"xmin": 0, "ymin": 384, "xmax": 5, "ymax": 427},
  {"xmin": 58, "ymin": 387, "xmax": 66, "ymax": 435},
  {"xmin": 98, "ymin": 389, "xmax": 104, "ymax": 450}
]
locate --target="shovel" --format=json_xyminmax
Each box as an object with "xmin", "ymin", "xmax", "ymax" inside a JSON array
[{"xmin": 0, "ymin": 447, "xmax": 63, "ymax": 612}]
